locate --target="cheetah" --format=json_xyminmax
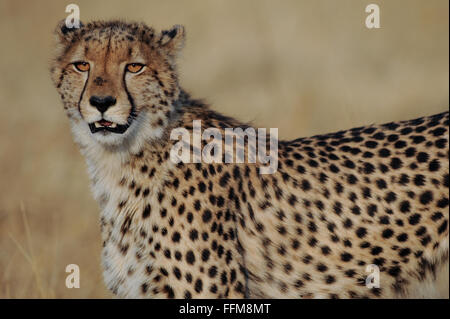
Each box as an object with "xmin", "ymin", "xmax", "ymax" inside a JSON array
[{"xmin": 51, "ymin": 20, "xmax": 449, "ymax": 299}]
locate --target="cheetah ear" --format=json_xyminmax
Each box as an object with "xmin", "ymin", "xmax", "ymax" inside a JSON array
[
  {"xmin": 54, "ymin": 19, "xmax": 84, "ymax": 44},
  {"xmin": 158, "ymin": 25, "xmax": 185, "ymax": 58}
]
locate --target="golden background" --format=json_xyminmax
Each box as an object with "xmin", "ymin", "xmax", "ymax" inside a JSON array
[{"xmin": 0, "ymin": 0, "xmax": 448, "ymax": 298}]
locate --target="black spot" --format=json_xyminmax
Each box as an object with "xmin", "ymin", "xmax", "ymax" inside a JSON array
[
  {"xmin": 308, "ymin": 237, "xmax": 317, "ymax": 247},
  {"xmin": 344, "ymin": 160, "xmax": 355, "ymax": 169},
  {"xmin": 221, "ymin": 271, "xmax": 228, "ymax": 285},
  {"xmin": 141, "ymin": 283, "xmax": 148, "ymax": 293},
  {"xmin": 421, "ymin": 235, "xmax": 432, "ymax": 246},
  {"xmin": 379, "ymin": 164, "xmax": 389, "ymax": 173},
  {"xmin": 142, "ymin": 204, "xmax": 151, "ymax": 218},
  {"xmin": 432, "ymin": 127, "xmax": 446, "ymax": 136},
  {"xmin": 378, "ymin": 148, "xmax": 391, "ymax": 157},
  {"xmin": 384, "ymin": 192, "xmax": 396, "ymax": 203},
  {"xmin": 362, "ymin": 187, "xmax": 371, "ymax": 199},
  {"xmin": 347, "ymin": 174, "xmax": 358, "ymax": 184},
  {"xmin": 428, "ymin": 159, "xmax": 440, "ymax": 172},
  {"xmin": 394, "ymin": 140, "xmax": 407, "ymax": 149},
  {"xmin": 438, "ymin": 220, "xmax": 448, "ymax": 234},
  {"xmin": 178, "ymin": 203, "xmax": 185, "ymax": 215},
  {"xmin": 372, "ymin": 132, "xmax": 385, "ymax": 140},
  {"xmin": 201, "ymin": 249, "xmax": 210, "ymax": 262},
  {"xmin": 317, "ymin": 263, "xmax": 328, "ymax": 272},
  {"xmin": 171, "ymin": 267, "xmax": 181, "ymax": 280},
  {"xmin": 400, "ymin": 127, "xmax": 413, "ymax": 135},
  {"xmin": 288, "ymin": 194, "xmax": 297, "ymax": 206},
  {"xmin": 174, "ymin": 251, "xmax": 182, "ymax": 261},
  {"xmin": 417, "ymin": 152, "xmax": 429, "ymax": 163},
  {"xmin": 189, "ymin": 229, "xmax": 198, "ymax": 241},
  {"xmin": 399, "ymin": 248, "xmax": 411, "ymax": 257},
  {"xmin": 408, "ymin": 214, "xmax": 421, "ymax": 225},
  {"xmin": 219, "ymin": 172, "xmax": 231, "ymax": 187},
  {"xmin": 321, "ymin": 246, "xmax": 331, "ymax": 255},
  {"xmin": 370, "ymin": 246, "xmax": 383, "ymax": 255},
  {"xmin": 301, "ymin": 179, "xmax": 311, "ymax": 191},
  {"xmin": 363, "ymin": 162, "xmax": 375, "ymax": 174},
  {"xmin": 160, "ymin": 267, "xmax": 169, "ymax": 276},
  {"xmin": 345, "ymin": 270, "xmax": 356, "ymax": 278},
  {"xmin": 194, "ymin": 279, "xmax": 203, "ymax": 293},
  {"xmin": 356, "ymin": 227, "xmax": 367, "ymax": 238},
  {"xmin": 367, "ymin": 204, "xmax": 377, "ymax": 216},
  {"xmin": 341, "ymin": 253, "xmax": 353, "ymax": 262},
  {"xmin": 376, "ymin": 179, "xmax": 387, "ymax": 189},
  {"xmin": 419, "ymin": 191, "xmax": 433, "ymax": 205},
  {"xmin": 208, "ymin": 266, "xmax": 217, "ymax": 278},
  {"xmin": 387, "ymin": 134, "xmax": 399, "ymax": 142},
  {"xmin": 435, "ymin": 138, "xmax": 447, "ymax": 149},
  {"xmin": 198, "ymin": 182, "xmax": 207, "ymax": 192},
  {"xmin": 325, "ymin": 275, "xmax": 336, "ymax": 284},
  {"xmin": 362, "ymin": 152, "xmax": 374, "ymax": 158},
  {"xmin": 382, "ymin": 228, "xmax": 394, "ymax": 238},
  {"xmin": 210, "ymin": 284, "xmax": 218, "ymax": 294},
  {"xmin": 388, "ymin": 266, "xmax": 401, "ymax": 277},
  {"xmin": 397, "ymin": 233, "xmax": 408, "ymax": 242},
  {"xmin": 379, "ymin": 216, "xmax": 390, "ymax": 225},
  {"xmin": 343, "ymin": 218, "xmax": 353, "ymax": 229},
  {"xmin": 202, "ymin": 209, "xmax": 212, "ymax": 223},
  {"xmin": 163, "ymin": 285, "xmax": 175, "ymax": 298},
  {"xmin": 186, "ymin": 250, "xmax": 195, "ymax": 265},
  {"xmin": 399, "ymin": 174, "xmax": 410, "ymax": 185},
  {"xmin": 351, "ymin": 206, "xmax": 361, "ymax": 215},
  {"xmin": 405, "ymin": 147, "xmax": 416, "ymax": 157},
  {"xmin": 399, "ymin": 201, "xmax": 410, "ymax": 213},
  {"xmin": 278, "ymin": 225, "xmax": 287, "ymax": 235},
  {"xmin": 329, "ymin": 164, "xmax": 339, "ymax": 173},
  {"xmin": 432, "ymin": 212, "xmax": 444, "ymax": 221},
  {"xmin": 390, "ymin": 158, "xmax": 403, "ymax": 169},
  {"xmin": 308, "ymin": 159, "xmax": 319, "ymax": 167},
  {"xmin": 437, "ymin": 198, "xmax": 449, "ymax": 208},
  {"xmin": 172, "ymin": 232, "xmax": 181, "ymax": 243},
  {"xmin": 365, "ymin": 141, "xmax": 378, "ymax": 148},
  {"xmin": 360, "ymin": 241, "xmax": 371, "ymax": 248},
  {"xmin": 414, "ymin": 174, "xmax": 426, "ymax": 186}
]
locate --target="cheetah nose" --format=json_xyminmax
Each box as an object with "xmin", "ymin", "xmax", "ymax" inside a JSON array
[{"xmin": 89, "ymin": 95, "xmax": 117, "ymax": 113}]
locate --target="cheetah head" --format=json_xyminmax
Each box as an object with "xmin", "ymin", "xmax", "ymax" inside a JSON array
[{"xmin": 51, "ymin": 20, "xmax": 185, "ymax": 147}]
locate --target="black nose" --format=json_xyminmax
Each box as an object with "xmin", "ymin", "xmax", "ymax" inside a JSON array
[{"xmin": 89, "ymin": 95, "xmax": 116, "ymax": 113}]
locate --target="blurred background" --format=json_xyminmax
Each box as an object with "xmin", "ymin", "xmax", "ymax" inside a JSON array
[{"xmin": 0, "ymin": 0, "xmax": 448, "ymax": 298}]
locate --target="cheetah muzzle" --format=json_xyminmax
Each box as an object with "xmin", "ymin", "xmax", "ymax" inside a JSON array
[{"xmin": 89, "ymin": 119, "xmax": 132, "ymax": 134}]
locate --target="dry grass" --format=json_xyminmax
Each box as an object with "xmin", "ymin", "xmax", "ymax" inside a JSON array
[{"xmin": 0, "ymin": 0, "xmax": 448, "ymax": 298}]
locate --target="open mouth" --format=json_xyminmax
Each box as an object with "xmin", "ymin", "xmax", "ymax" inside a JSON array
[{"xmin": 88, "ymin": 120, "xmax": 129, "ymax": 134}]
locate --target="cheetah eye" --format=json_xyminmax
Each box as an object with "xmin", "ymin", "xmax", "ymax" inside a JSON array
[
  {"xmin": 126, "ymin": 63, "xmax": 145, "ymax": 73},
  {"xmin": 73, "ymin": 62, "xmax": 90, "ymax": 72}
]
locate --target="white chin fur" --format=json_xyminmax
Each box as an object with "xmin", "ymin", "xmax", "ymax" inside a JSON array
[
  {"xmin": 69, "ymin": 109, "xmax": 164, "ymax": 155},
  {"xmin": 91, "ymin": 130, "xmax": 129, "ymax": 146}
]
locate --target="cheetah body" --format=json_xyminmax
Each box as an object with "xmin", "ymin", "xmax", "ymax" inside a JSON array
[{"xmin": 51, "ymin": 20, "xmax": 449, "ymax": 299}]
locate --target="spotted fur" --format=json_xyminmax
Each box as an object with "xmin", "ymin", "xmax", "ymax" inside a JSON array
[{"xmin": 51, "ymin": 20, "xmax": 449, "ymax": 298}]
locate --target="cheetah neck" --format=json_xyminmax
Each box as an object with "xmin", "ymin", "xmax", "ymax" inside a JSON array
[{"xmin": 73, "ymin": 95, "xmax": 240, "ymax": 211}]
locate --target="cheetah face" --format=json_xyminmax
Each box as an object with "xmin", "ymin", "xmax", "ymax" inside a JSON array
[{"xmin": 51, "ymin": 21, "xmax": 185, "ymax": 147}]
